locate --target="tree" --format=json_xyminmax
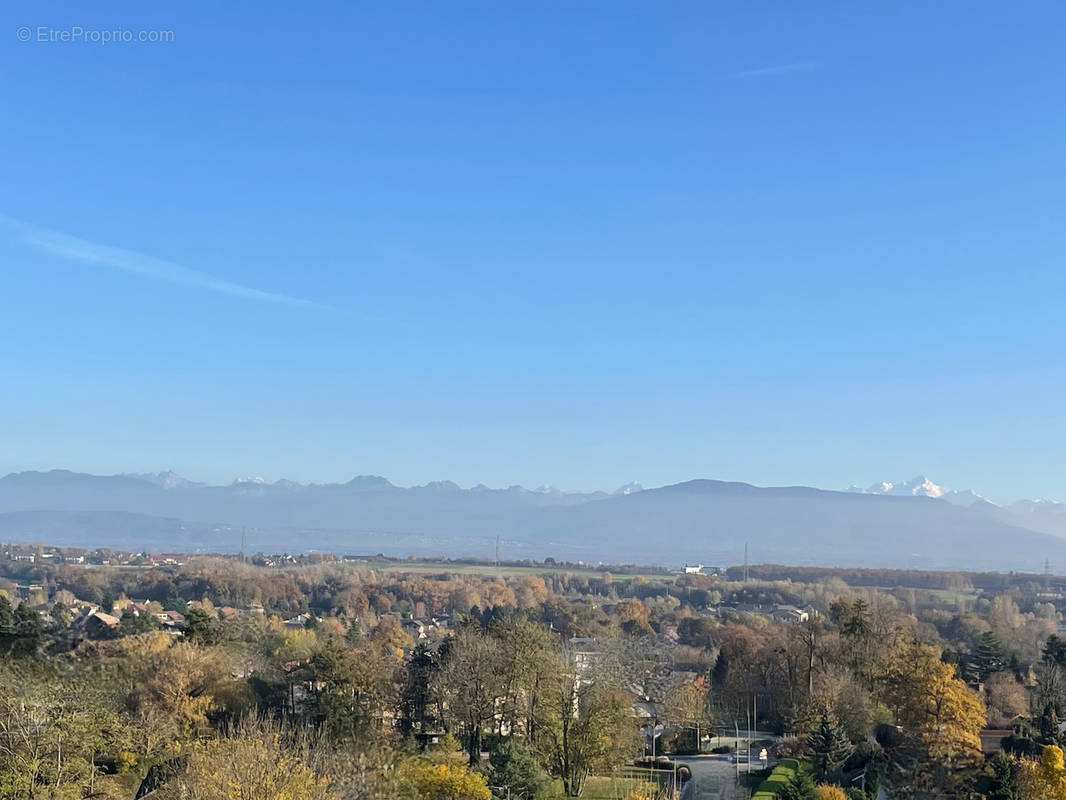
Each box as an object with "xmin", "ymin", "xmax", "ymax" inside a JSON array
[
  {"xmin": 1016, "ymin": 744, "xmax": 1066, "ymax": 800},
  {"xmin": 974, "ymin": 631, "xmax": 1009, "ymax": 682},
  {"xmin": 985, "ymin": 671, "xmax": 1029, "ymax": 727},
  {"xmin": 306, "ymin": 639, "xmax": 392, "ymax": 743},
  {"xmin": 879, "ymin": 639, "xmax": 986, "ymax": 796},
  {"xmin": 400, "ymin": 641, "xmax": 444, "ymax": 736},
  {"xmin": 1039, "ymin": 703, "xmax": 1064, "ymax": 746},
  {"xmin": 807, "ymin": 708, "xmax": 853, "ymax": 781},
  {"xmin": 50, "ymin": 601, "xmax": 73, "ymax": 629},
  {"xmin": 534, "ymin": 653, "xmax": 640, "ymax": 797},
  {"xmin": 830, "ymin": 598, "xmax": 873, "ymax": 684},
  {"xmin": 986, "ymin": 751, "xmax": 1018, "ymax": 800},
  {"xmin": 663, "ymin": 676, "xmax": 711, "ymax": 753},
  {"xmin": 780, "ymin": 770, "xmax": 817, "ymax": 800},
  {"xmin": 435, "ymin": 628, "xmax": 505, "ymax": 766},
  {"xmin": 185, "ymin": 606, "xmax": 221, "ymax": 645},
  {"xmin": 0, "ymin": 668, "xmax": 128, "ymax": 800},
  {"xmin": 12, "ymin": 603, "xmax": 40, "ymax": 638},
  {"xmin": 129, "ymin": 640, "xmax": 225, "ymax": 742},
  {"xmin": 0, "ymin": 594, "xmax": 13, "ymax": 636},
  {"xmin": 615, "ymin": 599, "xmax": 652, "ymax": 637},
  {"xmin": 814, "ymin": 786, "xmax": 848, "ymax": 800},
  {"xmin": 9, "ymin": 603, "xmax": 41, "ymax": 656},
  {"xmin": 489, "ymin": 738, "xmax": 551, "ymax": 800},
  {"xmin": 492, "ymin": 618, "xmax": 556, "ymax": 740}
]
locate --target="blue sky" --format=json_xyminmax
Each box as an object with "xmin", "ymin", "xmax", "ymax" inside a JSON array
[{"xmin": 1, "ymin": 2, "xmax": 1064, "ymax": 501}]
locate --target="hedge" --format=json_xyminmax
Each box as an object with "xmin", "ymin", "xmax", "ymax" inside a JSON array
[{"xmin": 751, "ymin": 758, "xmax": 803, "ymax": 799}]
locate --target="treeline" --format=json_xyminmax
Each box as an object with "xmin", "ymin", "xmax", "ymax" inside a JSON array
[{"xmin": 730, "ymin": 564, "xmax": 1059, "ymax": 592}]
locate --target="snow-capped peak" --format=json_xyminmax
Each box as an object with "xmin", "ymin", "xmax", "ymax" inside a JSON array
[
  {"xmin": 849, "ymin": 476, "xmax": 986, "ymax": 506},
  {"xmin": 614, "ymin": 482, "xmax": 644, "ymax": 495},
  {"xmin": 123, "ymin": 471, "xmax": 201, "ymax": 489}
]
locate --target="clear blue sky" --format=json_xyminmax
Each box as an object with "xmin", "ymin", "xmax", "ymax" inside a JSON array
[{"xmin": 1, "ymin": 2, "xmax": 1064, "ymax": 501}]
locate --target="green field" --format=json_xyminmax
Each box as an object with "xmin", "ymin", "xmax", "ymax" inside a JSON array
[
  {"xmin": 546, "ymin": 774, "xmax": 661, "ymax": 800},
  {"xmin": 367, "ymin": 560, "xmax": 671, "ymax": 582}
]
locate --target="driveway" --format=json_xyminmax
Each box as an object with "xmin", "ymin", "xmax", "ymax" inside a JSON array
[{"xmin": 673, "ymin": 755, "xmax": 739, "ymax": 800}]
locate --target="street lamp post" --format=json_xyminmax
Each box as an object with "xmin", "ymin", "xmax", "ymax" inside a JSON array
[{"xmin": 734, "ymin": 721, "xmax": 740, "ymax": 781}]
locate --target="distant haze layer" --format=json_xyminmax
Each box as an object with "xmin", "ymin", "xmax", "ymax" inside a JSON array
[{"xmin": 1, "ymin": 470, "xmax": 1065, "ymax": 572}]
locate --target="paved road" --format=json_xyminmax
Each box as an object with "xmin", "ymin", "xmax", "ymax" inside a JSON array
[{"xmin": 674, "ymin": 755, "xmax": 740, "ymax": 800}]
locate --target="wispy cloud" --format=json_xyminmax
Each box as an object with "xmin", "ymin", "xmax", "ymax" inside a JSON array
[
  {"xmin": 731, "ymin": 60, "xmax": 818, "ymax": 79},
  {"xmin": 0, "ymin": 214, "xmax": 316, "ymax": 306}
]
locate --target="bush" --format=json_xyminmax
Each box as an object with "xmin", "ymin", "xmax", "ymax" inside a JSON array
[
  {"xmin": 774, "ymin": 736, "xmax": 806, "ymax": 759},
  {"xmin": 665, "ymin": 728, "xmax": 699, "ymax": 755},
  {"xmin": 115, "ymin": 750, "xmax": 138, "ymax": 774},
  {"xmin": 779, "ymin": 771, "xmax": 816, "ymax": 800},
  {"xmin": 842, "ymin": 740, "xmax": 879, "ymax": 772},
  {"xmin": 488, "ymin": 739, "xmax": 550, "ymax": 800},
  {"xmin": 399, "ymin": 758, "xmax": 492, "ymax": 800}
]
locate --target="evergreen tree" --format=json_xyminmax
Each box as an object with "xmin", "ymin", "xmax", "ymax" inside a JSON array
[
  {"xmin": 986, "ymin": 751, "xmax": 1018, "ymax": 800},
  {"xmin": 1045, "ymin": 635, "xmax": 1066, "ymax": 668},
  {"xmin": 345, "ymin": 621, "xmax": 363, "ymax": 644},
  {"xmin": 50, "ymin": 601, "xmax": 73, "ymax": 629},
  {"xmin": 808, "ymin": 708, "xmax": 854, "ymax": 781},
  {"xmin": 10, "ymin": 601, "xmax": 42, "ymax": 655},
  {"xmin": 489, "ymin": 738, "xmax": 551, "ymax": 800},
  {"xmin": 185, "ymin": 606, "xmax": 221, "ymax": 645},
  {"xmin": 975, "ymin": 631, "xmax": 1008, "ymax": 681},
  {"xmin": 780, "ymin": 770, "xmax": 817, "ymax": 800},
  {"xmin": 0, "ymin": 593, "xmax": 12, "ymax": 635},
  {"xmin": 399, "ymin": 641, "xmax": 441, "ymax": 735},
  {"xmin": 839, "ymin": 599, "xmax": 872, "ymax": 642},
  {"xmin": 13, "ymin": 602, "xmax": 41, "ymax": 639},
  {"xmin": 1039, "ymin": 703, "xmax": 1063, "ymax": 745}
]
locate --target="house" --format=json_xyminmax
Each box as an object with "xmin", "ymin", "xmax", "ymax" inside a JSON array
[
  {"xmin": 980, "ymin": 729, "xmax": 1012, "ymax": 755},
  {"xmin": 403, "ymin": 619, "xmax": 429, "ymax": 640},
  {"xmin": 114, "ymin": 598, "xmax": 150, "ymax": 616},
  {"xmin": 682, "ymin": 564, "xmax": 704, "ymax": 574},
  {"xmin": 770, "ymin": 605, "xmax": 810, "ymax": 624},
  {"xmin": 82, "ymin": 611, "xmax": 120, "ymax": 638},
  {"xmin": 158, "ymin": 610, "xmax": 186, "ymax": 629},
  {"xmin": 568, "ymin": 637, "xmax": 603, "ymax": 675},
  {"xmin": 219, "ymin": 606, "xmax": 239, "ymax": 622},
  {"xmin": 284, "ymin": 613, "xmax": 314, "ymax": 628}
]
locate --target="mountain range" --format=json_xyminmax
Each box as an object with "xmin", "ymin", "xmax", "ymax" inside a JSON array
[
  {"xmin": 0, "ymin": 470, "xmax": 1063, "ymax": 572},
  {"xmin": 847, "ymin": 476, "xmax": 987, "ymax": 506}
]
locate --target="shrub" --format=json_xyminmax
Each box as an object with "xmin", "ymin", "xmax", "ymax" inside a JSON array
[
  {"xmin": 488, "ymin": 739, "xmax": 550, "ymax": 800},
  {"xmin": 774, "ymin": 736, "xmax": 806, "ymax": 759},
  {"xmin": 398, "ymin": 758, "xmax": 492, "ymax": 800},
  {"xmin": 815, "ymin": 785, "xmax": 848, "ymax": 800}
]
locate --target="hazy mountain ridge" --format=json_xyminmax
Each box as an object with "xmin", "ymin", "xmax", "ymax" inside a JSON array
[{"xmin": 1, "ymin": 469, "xmax": 1064, "ymax": 570}]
